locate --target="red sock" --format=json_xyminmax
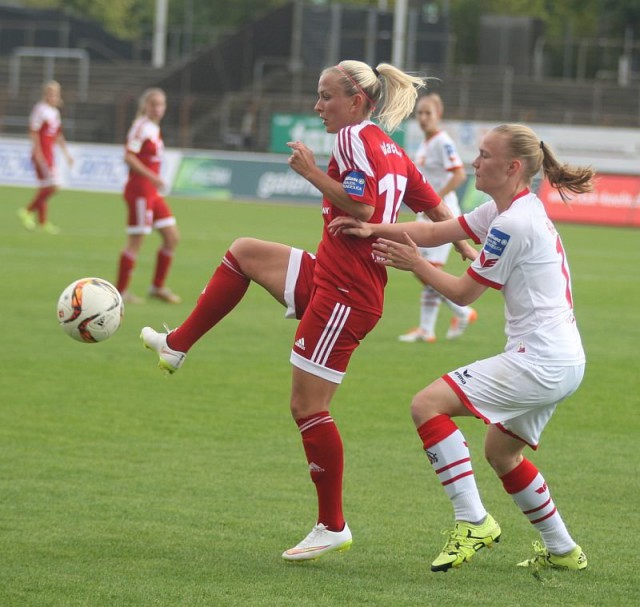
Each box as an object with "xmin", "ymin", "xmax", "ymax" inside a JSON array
[
  {"xmin": 152, "ymin": 247, "xmax": 173, "ymax": 289},
  {"xmin": 296, "ymin": 411, "xmax": 345, "ymax": 531},
  {"xmin": 28, "ymin": 187, "xmax": 55, "ymax": 223},
  {"xmin": 116, "ymin": 251, "xmax": 136, "ymax": 293},
  {"xmin": 167, "ymin": 251, "xmax": 250, "ymax": 352},
  {"xmin": 417, "ymin": 414, "xmax": 459, "ymax": 449}
]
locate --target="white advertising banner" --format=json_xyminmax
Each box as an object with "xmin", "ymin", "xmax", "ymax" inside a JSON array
[
  {"xmin": 0, "ymin": 137, "xmax": 182, "ymax": 192},
  {"xmin": 405, "ymin": 120, "xmax": 640, "ymax": 175}
]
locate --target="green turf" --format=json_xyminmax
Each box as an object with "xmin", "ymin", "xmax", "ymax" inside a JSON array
[{"xmin": 1, "ymin": 185, "xmax": 638, "ymax": 606}]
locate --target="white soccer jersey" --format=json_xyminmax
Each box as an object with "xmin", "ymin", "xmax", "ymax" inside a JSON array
[
  {"xmin": 414, "ymin": 130, "xmax": 464, "ymax": 261},
  {"xmin": 460, "ymin": 190, "xmax": 585, "ymax": 364},
  {"xmin": 414, "ymin": 130, "xmax": 463, "ymax": 213},
  {"xmin": 29, "ymin": 101, "xmax": 61, "ymax": 135},
  {"xmin": 126, "ymin": 116, "xmax": 163, "ymax": 158}
]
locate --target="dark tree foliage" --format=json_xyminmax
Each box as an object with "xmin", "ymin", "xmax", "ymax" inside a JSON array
[{"xmin": 18, "ymin": 0, "xmax": 639, "ymax": 50}]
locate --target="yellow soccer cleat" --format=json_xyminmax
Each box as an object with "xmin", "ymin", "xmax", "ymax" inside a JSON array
[
  {"xmin": 17, "ymin": 208, "xmax": 36, "ymax": 231},
  {"xmin": 431, "ymin": 514, "xmax": 501, "ymax": 572},
  {"xmin": 517, "ymin": 541, "xmax": 587, "ymax": 571}
]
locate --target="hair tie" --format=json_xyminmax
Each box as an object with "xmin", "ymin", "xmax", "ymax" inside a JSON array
[
  {"xmin": 336, "ymin": 64, "xmax": 377, "ymax": 111},
  {"xmin": 372, "ymin": 67, "xmax": 380, "ymax": 78},
  {"xmin": 540, "ymin": 140, "xmax": 544, "ymax": 150}
]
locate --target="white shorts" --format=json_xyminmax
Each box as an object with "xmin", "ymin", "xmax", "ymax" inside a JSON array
[
  {"xmin": 418, "ymin": 242, "xmax": 453, "ymax": 266},
  {"xmin": 416, "ymin": 212, "xmax": 453, "ymax": 266},
  {"xmin": 36, "ymin": 165, "xmax": 62, "ymax": 188},
  {"xmin": 443, "ymin": 350, "xmax": 585, "ymax": 449}
]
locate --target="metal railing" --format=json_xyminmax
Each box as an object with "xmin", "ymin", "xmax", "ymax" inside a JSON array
[{"xmin": 9, "ymin": 47, "xmax": 90, "ymax": 100}]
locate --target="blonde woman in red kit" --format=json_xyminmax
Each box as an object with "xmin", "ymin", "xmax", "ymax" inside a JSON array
[{"xmin": 142, "ymin": 61, "xmax": 475, "ymax": 561}]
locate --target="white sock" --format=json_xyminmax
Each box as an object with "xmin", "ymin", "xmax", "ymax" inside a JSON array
[
  {"xmin": 502, "ymin": 459, "xmax": 576, "ymax": 555},
  {"xmin": 426, "ymin": 429, "xmax": 486, "ymax": 522},
  {"xmin": 419, "ymin": 285, "xmax": 441, "ymax": 334},
  {"xmin": 444, "ymin": 298, "xmax": 472, "ymax": 321}
]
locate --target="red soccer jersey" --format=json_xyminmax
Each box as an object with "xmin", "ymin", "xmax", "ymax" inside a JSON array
[
  {"xmin": 29, "ymin": 101, "xmax": 61, "ymax": 165},
  {"xmin": 124, "ymin": 116, "xmax": 163, "ymax": 196},
  {"xmin": 315, "ymin": 120, "xmax": 441, "ymax": 315}
]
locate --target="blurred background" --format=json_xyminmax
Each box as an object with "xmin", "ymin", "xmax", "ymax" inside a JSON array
[{"xmin": 2, "ymin": 0, "xmax": 640, "ymax": 152}]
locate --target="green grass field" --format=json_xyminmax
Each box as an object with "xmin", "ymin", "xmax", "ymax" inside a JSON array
[{"xmin": 1, "ymin": 185, "xmax": 638, "ymax": 606}]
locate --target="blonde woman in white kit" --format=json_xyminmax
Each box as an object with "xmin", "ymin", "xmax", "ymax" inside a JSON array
[
  {"xmin": 399, "ymin": 92, "xmax": 477, "ymax": 343},
  {"xmin": 330, "ymin": 124, "xmax": 594, "ymax": 573}
]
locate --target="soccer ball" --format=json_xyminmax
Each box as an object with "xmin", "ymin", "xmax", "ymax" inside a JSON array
[{"xmin": 57, "ymin": 277, "xmax": 124, "ymax": 343}]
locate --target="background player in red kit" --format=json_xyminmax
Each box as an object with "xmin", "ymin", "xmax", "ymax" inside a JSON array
[
  {"xmin": 18, "ymin": 80, "xmax": 73, "ymax": 234},
  {"xmin": 141, "ymin": 60, "xmax": 476, "ymax": 561},
  {"xmin": 115, "ymin": 88, "xmax": 181, "ymax": 305}
]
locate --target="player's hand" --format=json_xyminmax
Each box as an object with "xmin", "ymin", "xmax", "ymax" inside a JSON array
[
  {"xmin": 454, "ymin": 241, "xmax": 478, "ymax": 262},
  {"xmin": 150, "ymin": 174, "xmax": 166, "ymax": 190},
  {"xmin": 287, "ymin": 141, "xmax": 316, "ymax": 179},
  {"xmin": 35, "ymin": 156, "xmax": 49, "ymax": 177},
  {"xmin": 328, "ymin": 216, "xmax": 373, "ymax": 238},
  {"xmin": 372, "ymin": 233, "xmax": 421, "ymax": 271}
]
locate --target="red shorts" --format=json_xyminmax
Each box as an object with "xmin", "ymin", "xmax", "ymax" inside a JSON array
[
  {"xmin": 286, "ymin": 249, "xmax": 380, "ymax": 384},
  {"xmin": 123, "ymin": 189, "xmax": 176, "ymax": 235}
]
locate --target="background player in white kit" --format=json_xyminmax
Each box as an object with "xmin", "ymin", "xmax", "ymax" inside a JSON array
[
  {"xmin": 330, "ymin": 123, "xmax": 594, "ymax": 572},
  {"xmin": 399, "ymin": 92, "xmax": 476, "ymax": 343}
]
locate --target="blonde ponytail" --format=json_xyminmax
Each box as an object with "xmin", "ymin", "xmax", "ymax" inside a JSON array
[{"xmin": 326, "ymin": 60, "xmax": 427, "ymax": 132}]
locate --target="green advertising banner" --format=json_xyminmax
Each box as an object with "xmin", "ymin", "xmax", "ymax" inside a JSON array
[
  {"xmin": 172, "ymin": 155, "xmax": 234, "ymax": 199},
  {"xmin": 269, "ymin": 114, "xmax": 406, "ymax": 154},
  {"xmin": 459, "ymin": 175, "xmax": 491, "ymax": 213},
  {"xmin": 172, "ymin": 152, "xmax": 325, "ymax": 203},
  {"xmin": 171, "ymin": 152, "xmax": 480, "ymax": 208}
]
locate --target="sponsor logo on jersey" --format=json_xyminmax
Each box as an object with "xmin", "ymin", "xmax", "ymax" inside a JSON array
[
  {"xmin": 343, "ymin": 171, "xmax": 366, "ymax": 197},
  {"xmin": 484, "ymin": 227, "xmax": 510, "ymax": 256},
  {"xmin": 479, "ymin": 250, "xmax": 498, "ymax": 268}
]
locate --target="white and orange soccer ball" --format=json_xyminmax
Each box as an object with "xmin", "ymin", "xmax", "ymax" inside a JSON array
[{"xmin": 57, "ymin": 277, "xmax": 124, "ymax": 343}]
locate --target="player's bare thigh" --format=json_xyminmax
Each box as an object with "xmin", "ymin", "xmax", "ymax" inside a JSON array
[
  {"xmin": 229, "ymin": 237, "xmax": 291, "ymax": 306},
  {"xmin": 410, "ymin": 377, "xmax": 473, "ymax": 427},
  {"xmin": 290, "ymin": 366, "xmax": 340, "ymax": 420}
]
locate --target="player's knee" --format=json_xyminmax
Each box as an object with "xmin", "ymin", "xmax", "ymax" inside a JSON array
[
  {"xmin": 167, "ymin": 233, "xmax": 180, "ymax": 249},
  {"xmin": 484, "ymin": 450, "xmax": 499, "ymax": 472},
  {"xmin": 289, "ymin": 398, "xmax": 322, "ymax": 421},
  {"xmin": 229, "ymin": 237, "xmax": 259, "ymax": 262},
  {"xmin": 484, "ymin": 448, "xmax": 522, "ymax": 477},
  {"xmin": 410, "ymin": 389, "xmax": 437, "ymax": 425},
  {"xmin": 289, "ymin": 400, "xmax": 304, "ymax": 420}
]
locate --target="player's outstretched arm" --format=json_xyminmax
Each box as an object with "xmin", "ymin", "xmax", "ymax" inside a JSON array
[
  {"xmin": 373, "ymin": 233, "xmax": 486, "ymax": 305},
  {"xmin": 329, "ymin": 215, "xmax": 461, "ymax": 248}
]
